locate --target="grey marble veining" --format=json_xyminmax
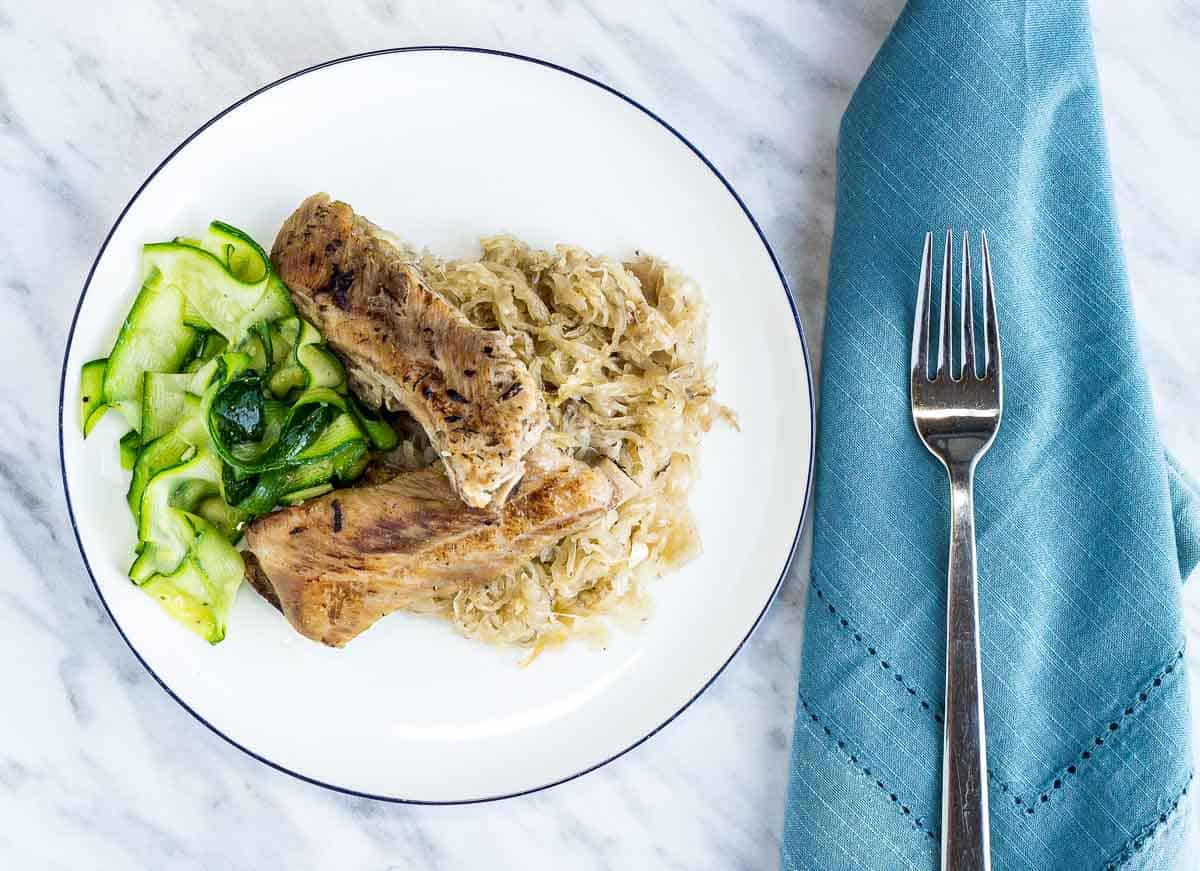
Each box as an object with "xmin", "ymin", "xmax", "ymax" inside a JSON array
[{"xmin": 1, "ymin": 1, "xmax": 1197, "ymax": 868}]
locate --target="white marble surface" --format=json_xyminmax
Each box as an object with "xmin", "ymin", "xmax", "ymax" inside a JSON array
[{"xmin": 2, "ymin": 1, "xmax": 1198, "ymax": 868}]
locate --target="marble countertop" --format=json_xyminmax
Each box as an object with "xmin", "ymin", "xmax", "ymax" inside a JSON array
[{"xmin": 3, "ymin": 1, "xmax": 1197, "ymax": 868}]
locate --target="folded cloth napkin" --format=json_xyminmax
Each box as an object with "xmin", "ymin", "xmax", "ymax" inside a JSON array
[{"xmin": 782, "ymin": 1, "xmax": 1200, "ymax": 869}]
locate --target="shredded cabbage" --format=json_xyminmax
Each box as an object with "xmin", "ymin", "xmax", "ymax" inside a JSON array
[{"xmin": 388, "ymin": 237, "xmax": 731, "ymax": 648}]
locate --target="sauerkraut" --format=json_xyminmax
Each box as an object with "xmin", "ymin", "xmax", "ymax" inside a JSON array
[{"xmin": 388, "ymin": 236, "xmax": 728, "ymax": 649}]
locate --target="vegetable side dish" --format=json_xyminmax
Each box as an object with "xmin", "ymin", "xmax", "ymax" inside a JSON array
[{"xmin": 81, "ymin": 222, "xmax": 398, "ymax": 641}]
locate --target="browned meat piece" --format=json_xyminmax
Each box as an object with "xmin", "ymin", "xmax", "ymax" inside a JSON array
[
  {"xmin": 244, "ymin": 450, "xmax": 637, "ymax": 647},
  {"xmin": 271, "ymin": 193, "xmax": 548, "ymax": 508}
]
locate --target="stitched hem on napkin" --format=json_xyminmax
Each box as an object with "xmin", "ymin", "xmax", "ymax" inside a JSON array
[
  {"xmin": 810, "ymin": 575, "xmax": 1188, "ymax": 811},
  {"xmin": 1100, "ymin": 772, "xmax": 1192, "ymax": 870},
  {"xmin": 989, "ymin": 648, "xmax": 1185, "ymax": 817},
  {"xmin": 796, "ymin": 694, "xmax": 940, "ymax": 843}
]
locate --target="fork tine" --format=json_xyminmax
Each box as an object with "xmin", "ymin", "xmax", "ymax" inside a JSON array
[
  {"xmin": 960, "ymin": 231, "xmax": 975, "ymax": 379},
  {"xmin": 937, "ymin": 229, "xmax": 953, "ymax": 379},
  {"xmin": 981, "ymin": 230, "xmax": 1001, "ymax": 379},
  {"xmin": 911, "ymin": 231, "xmax": 934, "ymax": 381}
]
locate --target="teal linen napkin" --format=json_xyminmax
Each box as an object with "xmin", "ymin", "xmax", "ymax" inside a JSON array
[{"xmin": 782, "ymin": 2, "xmax": 1199, "ymax": 869}]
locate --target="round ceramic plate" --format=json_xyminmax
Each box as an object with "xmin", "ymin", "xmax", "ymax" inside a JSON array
[{"xmin": 59, "ymin": 48, "xmax": 813, "ymax": 803}]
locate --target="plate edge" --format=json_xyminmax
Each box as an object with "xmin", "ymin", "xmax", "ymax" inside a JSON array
[{"xmin": 55, "ymin": 45, "xmax": 817, "ymax": 805}]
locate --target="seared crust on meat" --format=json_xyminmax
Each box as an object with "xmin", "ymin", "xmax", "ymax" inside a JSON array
[
  {"xmin": 244, "ymin": 452, "xmax": 637, "ymax": 646},
  {"xmin": 271, "ymin": 193, "xmax": 548, "ymax": 508}
]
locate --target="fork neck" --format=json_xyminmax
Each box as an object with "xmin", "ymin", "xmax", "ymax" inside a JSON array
[
  {"xmin": 946, "ymin": 460, "xmax": 975, "ymax": 491},
  {"xmin": 946, "ymin": 462, "xmax": 977, "ymax": 517},
  {"xmin": 944, "ymin": 463, "xmax": 977, "ymax": 566}
]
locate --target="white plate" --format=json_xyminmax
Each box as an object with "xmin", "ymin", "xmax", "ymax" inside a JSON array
[{"xmin": 59, "ymin": 48, "xmax": 813, "ymax": 803}]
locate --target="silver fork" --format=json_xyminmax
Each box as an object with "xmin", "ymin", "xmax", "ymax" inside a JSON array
[{"xmin": 910, "ymin": 230, "xmax": 1003, "ymax": 871}]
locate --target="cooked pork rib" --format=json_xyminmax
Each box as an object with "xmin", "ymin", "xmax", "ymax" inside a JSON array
[
  {"xmin": 271, "ymin": 193, "xmax": 548, "ymax": 508},
  {"xmin": 244, "ymin": 450, "xmax": 637, "ymax": 647}
]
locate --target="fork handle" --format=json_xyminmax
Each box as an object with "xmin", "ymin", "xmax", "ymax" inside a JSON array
[{"xmin": 941, "ymin": 462, "xmax": 991, "ymax": 871}]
